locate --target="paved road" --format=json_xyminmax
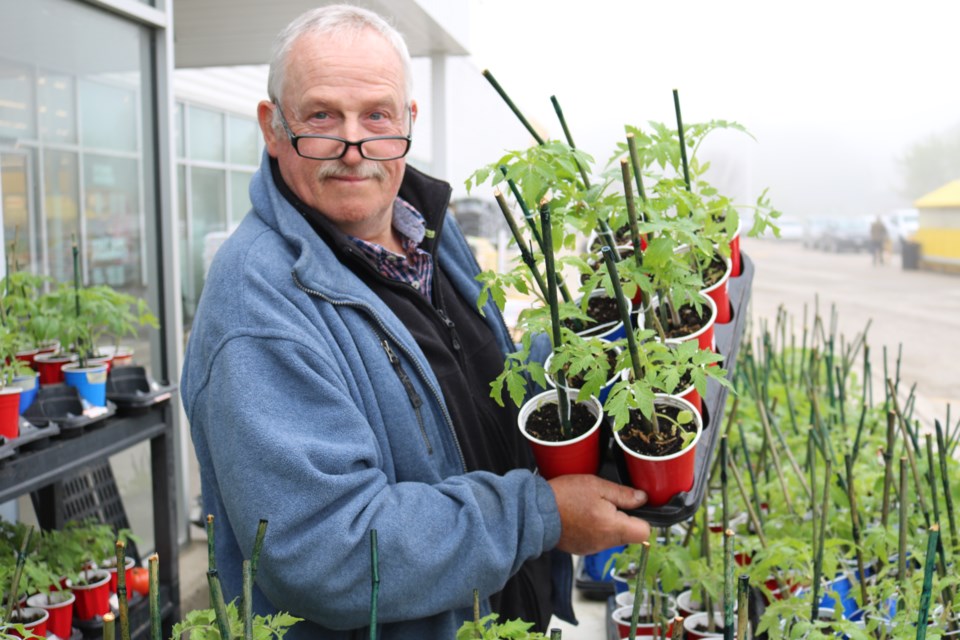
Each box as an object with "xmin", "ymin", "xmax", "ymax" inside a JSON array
[{"xmin": 743, "ymin": 236, "xmax": 960, "ymax": 427}]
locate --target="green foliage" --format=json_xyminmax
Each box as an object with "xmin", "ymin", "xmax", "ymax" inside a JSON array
[
  {"xmin": 171, "ymin": 600, "xmax": 302, "ymax": 640},
  {"xmin": 455, "ymin": 612, "xmax": 548, "ymax": 640}
]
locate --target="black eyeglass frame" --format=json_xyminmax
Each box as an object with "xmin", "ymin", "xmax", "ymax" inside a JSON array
[{"xmin": 274, "ymin": 103, "xmax": 413, "ymax": 161}]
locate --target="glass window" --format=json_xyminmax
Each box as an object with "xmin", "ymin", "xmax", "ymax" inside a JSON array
[
  {"xmin": 1, "ymin": 151, "xmax": 35, "ymax": 271},
  {"xmin": 175, "ymin": 102, "xmax": 184, "ymax": 159},
  {"xmin": 37, "ymin": 72, "xmax": 76, "ymax": 145},
  {"xmin": 178, "ymin": 164, "xmax": 194, "ymax": 323},
  {"xmin": 228, "ymin": 115, "xmax": 259, "ymax": 166},
  {"xmin": 188, "ymin": 105, "xmax": 224, "ymax": 162},
  {"xmin": 83, "ymin": 154, "xmax": 142, "ymax": 290},
  {"xmin": 0, "ymin": 60, "xmax": 34, "ymax": 139},
  {"xmin": 189, "ymin": 167, "xmax": 226, "ymax": 304},
  {"xmin": 80, "ymin": 80, "xmax": 138, "ymax": 152},
  {"xmin": 42, "ymin": 150, "xmax": 80, "ymax": 284},
  {"xmin": 229, "ymin": 170, "xmax": 253, "ymax": 225}
]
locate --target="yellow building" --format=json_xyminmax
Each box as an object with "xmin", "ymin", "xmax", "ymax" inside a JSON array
[{"xmin": 913, "ymin": 179, "xmax": 960, "ymax": 271}]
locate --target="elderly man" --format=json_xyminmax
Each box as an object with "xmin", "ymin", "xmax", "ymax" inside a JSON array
[{"xmin": 181, "ymin": 5, "xmax": 650, "ymax": 638}]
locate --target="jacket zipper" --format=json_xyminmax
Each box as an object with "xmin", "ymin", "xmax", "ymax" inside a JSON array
[
  {"xmin": 292, "ymin": 271, "xmax": 466, "ymax": 470},
  {"xmin": 379, "ymin": 337, "xmax": 432, "ymax": 454}
]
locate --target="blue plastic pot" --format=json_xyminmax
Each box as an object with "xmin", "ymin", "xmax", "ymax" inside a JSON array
[
  {"xmin": 12, "ymin": 372, "xmax": 39, "ymax": 413},
  {"xmin": 62, "ymin": 363, "xmax": 108, "ymax": 407}
]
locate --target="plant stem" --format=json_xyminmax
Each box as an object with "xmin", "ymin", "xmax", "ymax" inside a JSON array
[
  {"xmin": 5, "ymin": 525, "xmax": 31, "ymax": 619},
  {"xmin": 540, "ymin": 201, "xmax": 571, "ymax": 437},
  {"xmin": 369, "ymin": 529, "xmax": 380, "ymax": 640},
  {"xmin": 916, "ymin": 525, "xmax": 940, "ymax": 640},
  {"xmin": 481, "ymin": 70, "xmax": 544, "ymax": 145},
  {"xmin": 149, "ymin": 554, "xmax": 161, "ymax": 640},
  {"xmin": 117, "ymin": 540, "xmax": 131, "ymax": 640},
  {"xmin": 672, "ymin": 89, "xmax": 692, "ymax": 192},
  {"xmin": 494, "ymin": 190, "xmax": 549, "ymax": 300}
]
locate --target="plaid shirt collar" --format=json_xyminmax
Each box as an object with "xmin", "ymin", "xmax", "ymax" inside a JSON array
[{"xmin": 348, "ymin": 197, "xmax": 434, "ymax": 299}]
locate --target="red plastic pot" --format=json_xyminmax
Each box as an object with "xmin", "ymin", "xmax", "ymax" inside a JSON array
[
  {"xmin": 26, "ymin": 590, "xmax": 74, "ymax": 639},
  {"xmin": 656, "ymin": 293, "xmax": 718, "ymax": 354},
  {"xmin": 730, "ymin": 224, "xmax": 742, "ymax": 277},
  {"xmin": 0, "ymin": 387, "xmax": 22, "ymax": 440},
  {"xmin": 701, "ymin": 255, "xmax": 733, "ymax": 324},
  {"xmin": 34, "ymin": 352, "xmax": 77, "ymax": 386},
  {"xmin": 613, "ymin": 394, "xmax": 703, "ymax": 506},
  {"xmin": 14, "ymin": 348, "xmax": 39, "ymax": 369},
  {"xmin": 518, "ymin": 390, "xmax": 603, "ymax": 479},
  {"xmin": 68, "ymin": 569, "xmax": 111, "ymax": 620},
  {"xmin": 104, "ymin": 555, "xmax": 136, "ymax": 599},
  {"xmin": 611, "ymin": 596, "xmax": 677, "ymax": 638},
  {"xmin": 676, "ymin": 588, "xmax": 738, "ymax": 619},
  {"xmin": 683, "ymin": 611, "xmax": 736, "ymax": 639},
  {"xmin": 7, "ymin": 606, "xmax": 49, "ymax": 639}
]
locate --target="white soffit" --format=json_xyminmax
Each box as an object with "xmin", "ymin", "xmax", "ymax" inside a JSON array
[{"xmin": 173, "ymin": 0, "xmax": 470, "ymax": 69}]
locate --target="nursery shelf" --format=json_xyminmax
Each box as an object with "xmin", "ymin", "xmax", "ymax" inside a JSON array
[
  {"xmin": 0, "ymin": 400, "xmax": 181, "ymax": 639},
  {"xmin": 601, "ymin": 252, "xmax": 755, "ymax": 527}
]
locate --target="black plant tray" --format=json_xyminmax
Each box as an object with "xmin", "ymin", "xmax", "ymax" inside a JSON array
[
  {"xmin": 22, "ymin": 384, "xmax": 116, "ymax": 436},
  {"xmin": 0, "ymin": 417, "xmax": 61, "ymax": 461},
  {"xmin": 105, "ymin": 366, "xmax": 176, "ymax": 412},
  {"xmin": 598, "ymin": 252, "xmax": 755, "ymax": 527}
]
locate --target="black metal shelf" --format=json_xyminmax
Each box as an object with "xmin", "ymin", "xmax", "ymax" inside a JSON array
[{"xmin": 0, "ymin": 402, "xmax": 181, "ymax": 639}]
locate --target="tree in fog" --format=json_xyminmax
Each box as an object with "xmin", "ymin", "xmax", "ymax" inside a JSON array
[{"xmin": 898, "ymin": 123, "xmax": 960, "ymax": 200}]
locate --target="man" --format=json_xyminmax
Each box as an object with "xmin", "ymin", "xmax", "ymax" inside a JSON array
[
  {"xmin": 181, "ymin": 6, "xmax": 650, "ymax": 638},
  {"xmin": 870, "ymin": 215, "xmax": 888, "ymax": 265}
]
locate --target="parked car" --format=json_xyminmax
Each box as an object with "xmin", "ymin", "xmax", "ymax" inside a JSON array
[{"xmin": 807, "ymin": 216, "xmax": 873, "ymax": 253}]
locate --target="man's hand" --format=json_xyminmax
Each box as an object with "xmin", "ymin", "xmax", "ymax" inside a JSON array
[{"xmin": 548, "ymin": 475, "xmax": 651, "ymax": 555}]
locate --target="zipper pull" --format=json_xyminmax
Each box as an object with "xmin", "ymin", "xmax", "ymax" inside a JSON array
[{"xmin": 436, "ymin": 310, "xmax": 461, "ymax": 351}]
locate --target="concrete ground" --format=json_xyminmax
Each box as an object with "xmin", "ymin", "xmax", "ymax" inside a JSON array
[{"xmin": 177, "ymin": 236, "xmax": 960, "ymax": 638}]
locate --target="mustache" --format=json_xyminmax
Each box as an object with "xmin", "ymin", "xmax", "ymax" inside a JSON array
[{"xmin": 315, "ymin": 161, "xmax": 387, "ymax": 181}]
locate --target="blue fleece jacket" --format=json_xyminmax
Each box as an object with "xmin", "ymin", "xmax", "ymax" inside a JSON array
[{"xmin": 181, "ymin": 152, "xmax": 564, "ymax": 639}]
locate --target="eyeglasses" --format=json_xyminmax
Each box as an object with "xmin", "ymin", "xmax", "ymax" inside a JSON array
[{"xmin": 274, "ymin": 104, "xmax": 412, "ymax": 161}]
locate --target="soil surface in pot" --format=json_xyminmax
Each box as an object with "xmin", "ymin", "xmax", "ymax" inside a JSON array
[
  {"xmin": 10, "ymin": 609, "xmax": 45, "ymax": 624},
  {"xmin": 554, "ymin": 348, "xmax": 618, "ymax": 390},
  {"xmin": 525, "ymin": 401, "xmax": 596, "ymax": 442},
  {"xmin": 617, "ymin": 404, "xmax": 696, "ymax": 457},
  {"xmin": 564, "ymin": 295, "xmax": 621, "ymax": 335},
  {"xmin": 701, "ymin": 253, "xmax": 728, "ymax": 288},
  {"xmin": 658, "ymin": 301, "xmax": 710, "ymax": 339}
]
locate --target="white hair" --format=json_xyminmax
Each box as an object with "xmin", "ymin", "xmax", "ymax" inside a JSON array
[{"xmin": 267, "ymin": 4, "xmax": 413, "ymax": 130}]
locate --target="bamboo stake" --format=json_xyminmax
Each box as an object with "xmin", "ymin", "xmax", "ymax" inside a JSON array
[
  {"xmin": 369, "ymin": 530, "xmax": 380, "ymax": 640},
  {"xmin": 103, "ymin": 612, "xmax": 117, "ymax": 640},
  {"xmin": 811, "ymin": 457, "xmax": 832, "ymax": 622},
  {"xmin": 887, "ymin": 378, "xmax": 932, "ymax": 527},
  {"xmin": 243, "ymin": 559, "xmax": 253, "ymax": 640},
  {"xmin": 925, "ymin": 434, "xmax": 953, "ymax": 609},
  {"xmin": 481, "ymin": 70, "xmax": 544, "ymax": 145},
  {"xmin": 207, "ymin": 568, "xmax": 232, "ymax": 640},
  {"xmin": 898, "ymin": 457, "xmax": 909, "ymax": 585},
  {"xmin": 206, "ymin": 514, "xmax": 216, "ymax": 572},
  {"xmin": 845, "ymin": 453, "xmax": 869, "ymax": 609},
  {"xmin": 550, "ymin": 96, "xmax": 591, "ymax": 190},
  {"xmin": 629, "ymin": 542, "xmax": 652, "ymax": 640},
  {"xmin": 619, "ymin": 159, "xmax": 644, "ymax": 268},
  {"xmin": 149, "ymin": 554, "xmax": 161, "ymax": 640},
  {"xmin": 701, "ymin": 507, "xmax": 715, "ymax": 632},
  {"xmin": 251, "ymin": 519, "xmax": 268, "ymax": 581},
  {"xmin": 671, "ymin": 616, "xmax": 684, "ymax": 640},
  {"xmin": 915, "ymin": 525, "xmax": 940, "ymax": 640},
  {"xmin": 498, "ymin": 167, "xmax": 544, "ymax": 253},
  {"xmin": 4, "ymin": 526, "xmax": 31, "ymax": 619},
  {"xmin": 723, "ymin": 530, "xmax": 735, "ymax": 640},
  {"xmin": 116, "ymin": 540, "xmax": 131, "ymax": 640},
  {"xmin": 935, "ymin": 421, "xmax": 958, "ymax": 560},
  {"xmin": 626, "ymin": 134, "xmax": 649, "ymax": 204},
  {"xmin": 736, "ymin": 419, "xmax": 764, "ymax": 528},
  {"xmin": 736, "ymin": 575, "xmax": 750, "ymax": 640},
  {"xmin": 551, "ymin": 629, "xmax": 562, "ymax": 640}
]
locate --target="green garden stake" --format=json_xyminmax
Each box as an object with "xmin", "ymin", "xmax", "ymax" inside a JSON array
[
  {"xmin": 672, "ymin": 89, "xmax": 691, "ymax": 192},
  {"xmin": 540, "ymin": 201, "xmax": 571, "ymax": 436},
  {"xmin": 369, "ymin": 529, "xmax": 380, "ymax": 640},
  {"xmin": 723, "ymin": 530, "xmax": 734, "ymax": 640},
  {"xmin": 117, "ymin": 540, "xmax": 131, "ymax": 640},
  {"xmin": 207, "ymin": 568, "xmax": 233, "ymax": 640},
  {"xmin": 550, "ymin": 95, "xmax": 591, "ymax": 189},
  {"xmin": 243, "ymin": 560, "xmax": 253, "ymax": 640},
  {"xmin": 206, "ymin": 514, "xmax": 216, "ymax": 572},
  {"xmin": 898, "ymin": 457, "xmax": 909, "ymax": 589},
  {"xmin": 888, "ymin": 378, "xmax": 932, "ymax": 527},
  {"xmin": 845, "ymin": 453, "xmax": 869, "ymax": 609},
  {"xmin": 736, "ymin": 575, "xmax": 749, "ymax": 640},
  {"xmin": 481, "ymin": 70, "xmax": 544, "ymax": 145},
  {"xmin": 149, "ymin": 554, "xmax": 161, "ymax": 640},
  {"xmin": 103, "ymin": 612, "xmax": 116, "ymax": 640},
  {"xmin": 811, "ymin": 457, "xmax": 832, "ymax": 622},
  {"xmin": 494, "ymin": 190, "xmax": 548, "ymax": 300},
  {"xmin": 250, "ymin": 519, "xmax": 268, "ymax": 581},
  {"xmin": 935, "ymin": 420, "xmax": 958, "ymax": 560},
  {"xmin": 619, "ymin": 159, "xmax": 644, "ymax": 267},
  {"xmin": 626, "ymin": 133, "xmax": 648, "ymax": 204},
  {"xmin": 629, "ymin": 542, "xmax": 651, "ymax": 640},
  {"xmin": 550, "ymin": 629, "xmax": 562, "ymax": 640},
  {"xmin": 915, "ymin": 525, "xmax": 940, "ymax": 640},
  {"xmin": 882, "ymin": 411, "xmax": 896, "ymax": 528}
]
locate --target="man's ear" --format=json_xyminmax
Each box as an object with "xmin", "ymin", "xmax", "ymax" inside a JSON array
[
  {"xmin": 410, "ymin": 100, "xmax": 418, "ymax": 124},
  {"xmin": 257, "ymin": 100, "xmax": 283, "ymax": 157}
]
